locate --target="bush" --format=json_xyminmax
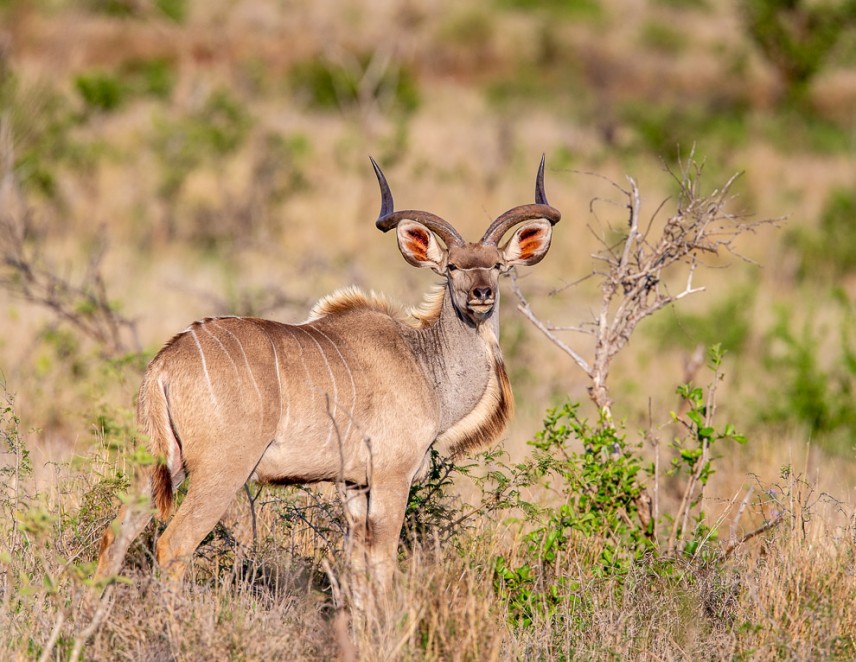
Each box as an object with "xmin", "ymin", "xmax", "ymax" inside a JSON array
[
  {"xmin": 620, "ymin": 102, "xmax": 748, "ymax": 160},
  {"xmin": 650, "ymin": 285, "xmax": 756, "ymax": 355},
  {"xmin": 75, "ymin": 72, "xmax": 127, "ymax": 112},
  {"xmin": 288, "ymin": 53, "xmax": 419, "ymax": 115},
  {"xmin": 788, "ymin": 187, "xmax": 856, "ymax": 280},
  {"xmin": 492, "ymin": 353, "xmax": 748, "ymax": 628},
  {"xmin": 760, "ymin": 295, "xmax": 856, "ymax": 452},
  {"xmin": 152, "ymin": 89, "xmax": 251, "ymax": 202},
  {"xmin": 741, "ymin": 0, "xmax": 856, "ymax": 104}
]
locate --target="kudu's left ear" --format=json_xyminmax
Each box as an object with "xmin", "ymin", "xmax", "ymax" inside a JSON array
[
  {"xmin": 500, "ymin": 219, "xmax": 554, "ymax": 267},
  {"xmin": 396, "ymin": 220, "xmax": 448, "ymax": 272}
]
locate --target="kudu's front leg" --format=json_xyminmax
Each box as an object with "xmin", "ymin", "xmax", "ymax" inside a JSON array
[{"xmin": 343, "ymin": 480, "xmax": 409, "ymax": 603}]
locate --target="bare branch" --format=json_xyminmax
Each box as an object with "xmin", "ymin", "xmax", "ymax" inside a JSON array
[
  {"xmin": 515, "ymin": 155, "xmax": 775, "ymax": 414},
  {"xmin": 720, "ymin": 512, "xmax": 784, "ymax": 560},
  {"xmin": 509, "ymin": 270, "xmax": 592, "ymax": 376}
]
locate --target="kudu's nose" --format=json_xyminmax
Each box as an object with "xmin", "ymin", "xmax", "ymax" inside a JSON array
[{"xmin": 472, "ymin": 286, "xmax": 493, "ymax": 302}]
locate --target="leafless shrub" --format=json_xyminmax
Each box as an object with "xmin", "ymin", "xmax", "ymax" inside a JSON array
[{"xmin": 512, "ymin": 154, "xmax": 779, "ymax": 415}]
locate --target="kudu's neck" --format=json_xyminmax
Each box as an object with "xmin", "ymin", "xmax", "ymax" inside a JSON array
[{"xmin": 406, "ymin": 282, "xmax": 502, "ymax": 432}]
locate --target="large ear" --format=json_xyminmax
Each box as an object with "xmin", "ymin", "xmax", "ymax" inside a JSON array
[
  {"xmin": 500, "ymin": 219, "xmax": 553, "ymax": 267},
  {"xmin": 396, "ymin": 219, "xmax": 448, "ymax": 271}
]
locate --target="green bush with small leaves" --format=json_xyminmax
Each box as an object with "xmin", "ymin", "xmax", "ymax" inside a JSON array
[
  {"xmin": 741, "ymin": 0, "xmax": 856, "ymax": 104},
  {"xmin": 788, "ymin": 187, "xmax": 856, "ymax": 280},
  {"xmin": 761, "ymin": 295, "xmax": 856, "ymax": 452},
  {"xmin": 288, "ymin": 54, "xmax": 419, "ymax": 115},
  {"xmin": 490, "ymin": 347, "xmax": 748, "ymax": 628}
]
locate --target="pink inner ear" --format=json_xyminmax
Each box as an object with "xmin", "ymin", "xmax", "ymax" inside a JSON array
[
  {"xmin": 404, "ymin": 228, "xmax": 430, "ymax": 261},
  {"xmin": 518, "ymin": 229, "xmax": 544, "ymax": 257},
  {"xmin": 407, "ymin": 228, "xmax": 429, "ymax": 248}
]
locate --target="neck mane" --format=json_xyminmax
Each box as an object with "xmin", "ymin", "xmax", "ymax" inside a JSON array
[{"xmin": 307, "ymin": 284, "xmax": 445, "ymax": 328}]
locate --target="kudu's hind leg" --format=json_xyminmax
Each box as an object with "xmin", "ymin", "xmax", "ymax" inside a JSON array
[
  {"xmin": 95, "ymin": 479, "xmax": 155, "ymax": 581},
  {"xmin": 154, "ymin": 451, "xmax": 262, "ymax": 582}
]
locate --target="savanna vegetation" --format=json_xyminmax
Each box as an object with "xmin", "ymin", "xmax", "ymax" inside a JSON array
[{"xmin": 0, "ymin": 0, "xmax": 854, "ymax": 659}]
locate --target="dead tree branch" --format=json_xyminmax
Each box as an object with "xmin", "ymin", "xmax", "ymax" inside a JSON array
[
  {"xmin": 512, "ymin": 155, "xmax": 778, "ymax": 417},
  {"xmin": 511, "ymin": 155, "xmax": 778, "ymax": 543}
]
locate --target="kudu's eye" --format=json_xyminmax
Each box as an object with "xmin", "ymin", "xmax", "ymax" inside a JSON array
[
  {"xmin": 494, "ymin": 263, "xmax": 502, "ymax": 270},
  {"xmin": 447, "ymin": 264, "xmax": 458, "ymax": 272}
]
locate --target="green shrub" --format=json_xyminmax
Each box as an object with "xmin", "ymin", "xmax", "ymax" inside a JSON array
[
  {"xmin": 152, "ymin": 88, "xmax": 251, "ymax": 200},
  {"xmin": 491, "ymin": 349, "xmax": 748, "ymax": 628},
  {"xmin": 154, "ymin": 0, "xmax": 186, "ymax": 22},
  {"xmin": 120, "ymin": 57, "xmax": 176, "ymax": 99},
  {"xmin": 0, "ymin": 72, "xmax": 89, "ymax": 198},
  {"xmin": 495, "ymin": 0, "xmax": 602, "ymax": 19},
  {"xmin": 761, "ymin": 108, "xmax": 855, "ymax": 153},
  {"xmin": 653, "ymin": 0, "xmax": 709, "ymax": 8},
  {"xmin": 741, "ymin": 0, "xmax": 856, "ymax": 104},
  {"xmin": 288, "ymin": 54, "xmax": 419, "ymax": 115},
  {"xmin": 84, "ymin": 0, "xmax": 186, "ymax": 22},
  {"xmin": 760, "ymin": 296, "xmax": 856, "ymax": 452},
  {"xmin": 640, "ymin": 21, "xmax": 690, "ymax": 55},
  {"xmin": 788, "ymin": 187, "xmax": 856, "ymax": 280},
  {"xmin": 650, "ymin": 285, "xmax": 756, "ymax": 355},
  {"xmin": 75, "ymin": 58, "xmax": 176, "ymax": 111},
  {"xmin": 75, "ymin": 72, "xmax": 127, "ymax": 112},
  {"xmin": 619, "ymin": 102, "xmax": 748, "ymax": 161}
]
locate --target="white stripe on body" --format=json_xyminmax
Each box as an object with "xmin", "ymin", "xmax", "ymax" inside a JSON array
[
  {"xmin": 202, "ymin": 325, "xmax": 240, "ymax": 377},
  {"xmin": 190, "ymin": 328, "xmax": 219, "ymax": 409},
  {"xmin": 212, "ymin": 320, "xmax": 263, "ymax": 405},
  {"xmin": 296, "ymin": 326, "xmax": 341, "ymax": 447},
  {"xmin": 249, "ymin": 320, "xmax": 287, "ymax": 434},
  {"xmin": 312, "ymin": 327, "xmax": 357, "ymax": 444}
]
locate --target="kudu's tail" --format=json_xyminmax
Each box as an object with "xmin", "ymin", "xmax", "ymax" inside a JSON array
[
  {"xmin": 93, "ymin": 369, "xmax": 179, "ymax": 582},
  {"xmin": 138, "ymin": 370, "xmax": 183, "ymax": 519}
]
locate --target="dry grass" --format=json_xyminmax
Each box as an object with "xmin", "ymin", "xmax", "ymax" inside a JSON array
[{"xmin": 1, "ymin": 429, "xmax": 852, "ymax": 660}]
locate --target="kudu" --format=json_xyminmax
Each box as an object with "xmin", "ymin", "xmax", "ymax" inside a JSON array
[{"xmin": 96, "ymin": 156, "xmax": 561, "ymax": 590}]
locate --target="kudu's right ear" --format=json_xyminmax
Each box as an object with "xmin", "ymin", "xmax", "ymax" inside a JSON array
[{"xmin": 396, "ymin": 220, "xmax": 448, "ymax": 272}]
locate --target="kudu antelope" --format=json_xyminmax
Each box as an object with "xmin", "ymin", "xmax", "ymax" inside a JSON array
[{"xmin": 96, "ymin": 156, "xmax": 561, "ymax": 589}]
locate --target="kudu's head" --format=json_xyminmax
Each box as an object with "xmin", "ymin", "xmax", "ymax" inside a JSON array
[{"xmin": 370, "ymin": 156, "xmax": 562, "ymax": 326}]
